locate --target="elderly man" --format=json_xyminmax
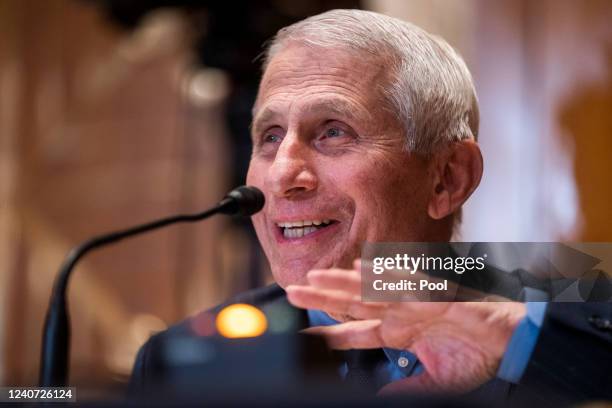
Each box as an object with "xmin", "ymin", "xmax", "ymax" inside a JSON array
[{"xmin": 131, "ymin": 9, "xmax": 611, "ymax": 404}]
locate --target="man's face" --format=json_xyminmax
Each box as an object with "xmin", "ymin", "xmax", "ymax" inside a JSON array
[{"xmin": 247, "ymin": 44, "xmax": 435, "ymax": 287}]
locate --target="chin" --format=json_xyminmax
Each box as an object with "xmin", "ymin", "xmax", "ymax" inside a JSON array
[
  {"xmin": 270, "ymin": 257, "xmax": 321, "ymax": 288},
  {"xmin": 271, "ymin": 268, "xmax": 308, "ymax": 289},
  {"xmin": 273, "ymin": 259, "xmax": 353, "ymax": 289}
]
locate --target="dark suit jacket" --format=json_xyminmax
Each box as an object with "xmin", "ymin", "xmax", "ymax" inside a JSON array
[{"xmin": 130, "ymin": 284, "xmax": 612, "ymax": 405}]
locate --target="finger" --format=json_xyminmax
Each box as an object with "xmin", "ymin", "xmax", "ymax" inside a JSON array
[
  {"xmin": 286, "ymin": 285, "xmax": 386, "ymax": 320},
  {"xmin": 384, "ymin": 301, "xmax": 450, "ymax": 321},
  {"xmin": 302, "ymin": 319, "xmax": 383, "ymax": 349},
  {"xmin": 307, "ymin": 268, "xmax": 361, "ymax": 296},
  {"xmin": 481, "ymin": 294, "xmax": 512, "ymax": 302}
]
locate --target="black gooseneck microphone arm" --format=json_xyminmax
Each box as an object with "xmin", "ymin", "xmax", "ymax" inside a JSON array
[{"xmin": 39, "ymin": 186, "xmax": 264, "ymax": 387}]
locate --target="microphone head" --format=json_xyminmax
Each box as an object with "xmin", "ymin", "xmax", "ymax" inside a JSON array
[{"xmin": 223, "ymin": 186, "xmax": 265, "ymax": 216}]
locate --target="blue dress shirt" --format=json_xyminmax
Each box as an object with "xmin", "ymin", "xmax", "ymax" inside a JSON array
[{"xmin": 307, "ymin": 302, "xmax": 547, "ymax": 386}]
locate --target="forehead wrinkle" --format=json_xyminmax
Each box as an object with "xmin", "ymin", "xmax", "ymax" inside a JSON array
[
  {"xmin": 264, "ymin": 70, "xmax": 371, "ymax": 104},
  {"xmin": 255, "ymin": 55, "xmax": 379, "ymax": 102},
  {"xmin": 302, "ymin": 98, "xmax": 365, "ymax": 123},
  {"xmin": 252, "ymin": 46, "xmax": 390, "ymax": 134}
]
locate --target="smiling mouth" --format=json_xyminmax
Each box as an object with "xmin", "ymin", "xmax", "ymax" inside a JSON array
[{"xmin": 276, "ymin": 219, "xmax": 337, "ymax": 239}]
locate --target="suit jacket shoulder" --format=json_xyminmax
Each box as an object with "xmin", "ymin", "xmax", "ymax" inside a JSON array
[
  {"xmin": 128, "ymin": 284, "xmax": 305, "ymax": 393},
  {"xmin": 514, "ymin": 302, "xmax": 612, "ymax": 404}
]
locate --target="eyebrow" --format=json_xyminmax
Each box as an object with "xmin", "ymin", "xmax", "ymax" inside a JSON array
[
  {"xmin": 251, "ymin": 99, "xmax": 366, "ymax": 136},
  {"xmin": 251, "ymin": 107, "xmax": 282, "ymax": 135}
]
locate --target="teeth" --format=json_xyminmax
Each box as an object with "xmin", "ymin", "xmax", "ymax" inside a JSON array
[
  {"xmin": 284, "ymin": 227, "xmax": 301, "ymax": 238},
  {"xmin": 277, "ymin": 219, "xmax": 334, "ymax": 239},
  {"xmin": 277, "ymin": 219, "xmax": 332, "ymax": 228},
  {"xmin": 281, "ymin": 225, "xmax": 326, "ymax": 239}
]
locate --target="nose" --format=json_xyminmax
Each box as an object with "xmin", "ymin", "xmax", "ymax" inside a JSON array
[{"xmin": 267, "ymin": 132, "xmax": 318, "ymax": 199}]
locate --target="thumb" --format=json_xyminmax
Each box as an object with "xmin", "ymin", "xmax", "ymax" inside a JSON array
[{"xmin": 377, "ymin": 371, "xmax": 440, "ymax": 396}]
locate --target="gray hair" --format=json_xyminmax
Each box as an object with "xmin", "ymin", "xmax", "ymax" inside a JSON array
[{"xmin": 262, "ymin": 9, "xmax": 479, "ymax": 155}]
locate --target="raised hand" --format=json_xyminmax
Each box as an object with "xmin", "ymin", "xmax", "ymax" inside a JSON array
[{"xmin": 286, "ymin": 260, "xmax": 526, "ymax": 394}]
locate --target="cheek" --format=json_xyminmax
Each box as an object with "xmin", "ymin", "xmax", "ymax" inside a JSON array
[
  {"xmin": 324, "ymin": 158, "xmax": 393, "ymax": 223},
  {"xmin": 246, "ymin": 165, "xmax": 268, "ymax": 236},
  {"xmin": 334, "ymin": 156, "xmax": 400, "ymax": 201},
  {"xmin": 246, "ymin": 161, "xmax": 269, "ymax": 205},
  {"xmin": 323, "ymin": 158, "xmax": 379, "ymax": 188},
  {"xmin": 339, "ymin": 156, "xmax": 431, "ymax": 231},
  {"xmin": 251, "ymin": 213, "xmax": 266, "ymax": 241},
  {"xmin": 246, "ymin": 162, "xmax": 261, "ymax": 186}
]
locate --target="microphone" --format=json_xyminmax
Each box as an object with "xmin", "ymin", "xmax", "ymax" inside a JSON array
[
  {"xmin": 39, "ymin": 186, "xmax": 265, "ymax": 387},
  {"xmin": 218, "ymin": 185, "xmax": 265, "ymax": 216}
]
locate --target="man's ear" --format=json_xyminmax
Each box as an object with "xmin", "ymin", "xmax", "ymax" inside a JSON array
[{"xmin": 428, "ymin": 140, "xmax": 483, "ymax": 220}]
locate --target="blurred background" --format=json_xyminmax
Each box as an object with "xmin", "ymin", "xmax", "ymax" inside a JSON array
[{"xmin": 1, "ymin": 0, "xmax": 611, "ymax": 395}]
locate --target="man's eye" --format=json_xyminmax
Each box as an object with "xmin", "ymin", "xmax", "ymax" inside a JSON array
[
  {"xmin": 324, "ymin": 127, "xmax": 346, "ymax": 138},
  {"xmin": 264, "ymin": 134, "xmax": 281, "ymax": 143}
]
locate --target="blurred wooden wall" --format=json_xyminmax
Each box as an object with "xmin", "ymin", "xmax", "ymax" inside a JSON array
[
  {"xmin": 0, "ymin": 0, "xmax": 248, "ymax": 388},
  {"xmin": 369, "ymin": 0, "xmax": 612, "ymax": 241}
]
